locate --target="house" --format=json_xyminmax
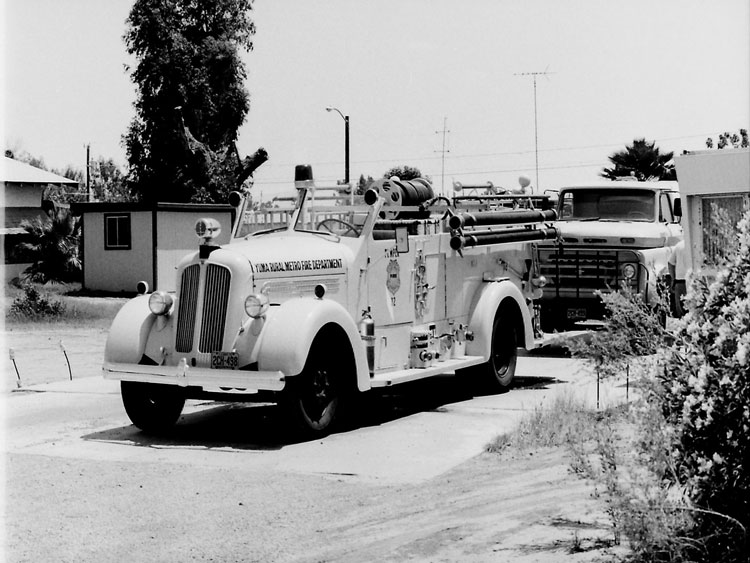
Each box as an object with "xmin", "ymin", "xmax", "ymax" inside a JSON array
[
  {"xmin": 70, "ymin": 202, "xmax": 235, "ymax": 293},
  {"xmin": 1, "ymin": 156, "xmax": 79, "ymax": 281},
  {"xmin": 674, "ymin": 147, "xmax": 750, "ymax": 273}
]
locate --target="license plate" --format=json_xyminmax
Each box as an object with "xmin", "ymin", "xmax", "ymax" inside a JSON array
[
  {"xmin": 211, "ymin": 351, "xmax": 239, "ymax": 370},
  {"xmin": 566, "ymin": 308, "xmax": 587, "ymax": 320}
]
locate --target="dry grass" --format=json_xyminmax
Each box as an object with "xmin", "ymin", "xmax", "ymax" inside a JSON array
[
  {"xmin": 486, "ymin": 393, "xmax": 608, "ymax": 454},
  {"xmin": 4, "ymin": 282, "xmax": 127, "ymax": 328}
]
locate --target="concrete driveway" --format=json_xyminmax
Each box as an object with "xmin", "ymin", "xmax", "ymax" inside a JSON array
[{"xmin": 5, "ymin": 351, "xmax": 628, "ymax": 485}]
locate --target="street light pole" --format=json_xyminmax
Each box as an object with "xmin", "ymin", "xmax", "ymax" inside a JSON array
[{"xmin": 326, "ymin": 106, "xmax": 350, "ymax": 185}]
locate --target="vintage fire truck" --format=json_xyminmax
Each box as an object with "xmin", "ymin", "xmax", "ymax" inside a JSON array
[
  {"xmin": 536, "ymin": 181, "xmax": 682, "ymax": 331},
  {"xmin": 103, "ymin": 166, "xmax": 556, "ymax": 436}
]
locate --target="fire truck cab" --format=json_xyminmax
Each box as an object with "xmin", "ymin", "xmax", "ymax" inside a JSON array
[{"xmin": 103, "ymin": 166, "xmax": 555, "ymax": 436}]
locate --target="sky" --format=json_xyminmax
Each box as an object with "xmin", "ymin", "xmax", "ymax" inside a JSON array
[{"xmin": 2, "ymin": 0, "xmax": 749, "ymax": 201}]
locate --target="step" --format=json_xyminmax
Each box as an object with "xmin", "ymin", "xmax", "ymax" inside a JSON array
[{"xmin": 370, "ymin": 355, "xmax": 486, "ymax": 387}]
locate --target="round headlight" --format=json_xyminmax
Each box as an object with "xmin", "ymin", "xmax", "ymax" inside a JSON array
[
  {"xmin": 621, "ymin": 263, "xmax": 637, "ymax": 280},
  {"xmin": 148, "ymin": 291, "xmax": 173, "ymax": 316},
  {"xmin": 244, "ymin": 293, "xmax": 270, "ymax": 318}
]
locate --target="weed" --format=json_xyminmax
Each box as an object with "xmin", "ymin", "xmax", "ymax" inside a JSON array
[
  {"xmin": 486, "ymin": 393, "xmax": 600, "ymax": 454},
  {"xmin": 8, "ymin": 285, "xmax": 66, "ymax": 320}
]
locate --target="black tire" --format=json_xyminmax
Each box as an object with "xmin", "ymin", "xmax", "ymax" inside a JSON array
[
  {"xmin": 121, "ymin": 381, "xmax": 185, "ymax": 433},
  {"xmin": 482, "ymin": 309, "xmax": 519, "ymax": 392},
  {"xmin": 282, "ymin": 330, "xmax": 350, "ymax": 438}
]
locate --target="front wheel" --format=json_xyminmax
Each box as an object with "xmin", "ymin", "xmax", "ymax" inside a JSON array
[
  {"xmin": 281, "ymin": 331, "xmax": 349, "ymax": 437},
  {"xmin": 121, "ymin": 381, "xmax": 185, "ymax": 433}
]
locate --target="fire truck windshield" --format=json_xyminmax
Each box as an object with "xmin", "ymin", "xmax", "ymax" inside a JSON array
[
  {"xmin": 559, "ymin": 189, "xmax": 656, "ymax": 222},
  {"xmin": 292, "ymin": 188, "xmax": 365, "ymax": 238}
]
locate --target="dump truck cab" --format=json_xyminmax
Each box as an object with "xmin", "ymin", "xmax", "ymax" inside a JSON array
[{"xmin": 537, "ymin": 181, "xmax": 682, "ymax": 331}]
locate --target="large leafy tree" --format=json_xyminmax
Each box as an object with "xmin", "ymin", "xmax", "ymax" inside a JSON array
[
  {"xmin": 601, "ymin": 138, "xmax": 676, "ymax": 181},
  {"xmin": 124, "ymin": 0, "xmax": 264, "ymax": 204},
  {"xmin": 384, "ymin": 165, "xmax": 423, "ymax": 181}
]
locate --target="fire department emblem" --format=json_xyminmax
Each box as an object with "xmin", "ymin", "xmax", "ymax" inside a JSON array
[{"xmin": 386, "ymin": 259, "xmax": 400, "ymax": 303}]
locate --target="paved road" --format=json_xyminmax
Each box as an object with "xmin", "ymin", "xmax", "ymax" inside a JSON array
[{"xmin": 5, "ymin": 352, "xmax": 628, "ymax": 484}]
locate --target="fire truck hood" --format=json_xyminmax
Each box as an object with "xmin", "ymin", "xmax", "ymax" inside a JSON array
[
  {"xmin": 228, "ymin": 233, "xmax": 351, "ymax": 277},
  {"xmin": 550, "ymin": 220, "xmax": 671, "ymax": 248}
]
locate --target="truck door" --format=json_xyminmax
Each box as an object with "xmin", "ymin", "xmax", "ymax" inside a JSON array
[{"xmin": 660, "ymin": 191, "xmax": 683, "ymax": 245}]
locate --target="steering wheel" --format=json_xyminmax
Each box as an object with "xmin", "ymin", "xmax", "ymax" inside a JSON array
[
  {"xmin": 628, "ymin": 211, "xmax": 650, "ymax": 220},
  {"xmin": 316, "ymin": 218, "xmax": 361, "ymax": 237}
]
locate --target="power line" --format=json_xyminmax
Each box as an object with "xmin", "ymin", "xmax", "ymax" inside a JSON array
[
  {"xmin": 246, "ymin": 131, "xmax": 716, "ymax": 171},
  {"xmin": 254, "ymin": 160, "xmax": 603, "ymax": 185}
]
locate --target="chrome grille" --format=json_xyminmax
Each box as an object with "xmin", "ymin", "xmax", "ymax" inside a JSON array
[
  {"xmin": 540, "ymin": 248, "xmax": 639, "ymax": 296},
  {"xmin": 175, "ymin": 265, "xmax": 200, "ymax": 352},
  {"xmin": 198, "ymin": 264, "xmax": 231, "ymax": 353}
]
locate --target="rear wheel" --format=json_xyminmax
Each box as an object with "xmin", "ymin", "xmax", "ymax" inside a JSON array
[
  {"xmin": 121, "ymin": 381, "xmax": 185, "ymax": 433},
  {"xmin": 282, "ymin": 330, "xmax": 350, "ymax": 437},
  {"xmin": 482, "ymin": 310, "xmax": 518, "ymax": 392}
]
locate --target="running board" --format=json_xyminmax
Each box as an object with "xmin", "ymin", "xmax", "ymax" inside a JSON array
[{"xmin": 370, "ymin": 355, "xmax": 486, "ymax": 387}]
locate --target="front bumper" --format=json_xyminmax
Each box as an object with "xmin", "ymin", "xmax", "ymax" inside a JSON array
[{"xmin": 103, "ymin": 361, "xmax": 286, "ymax": 392}]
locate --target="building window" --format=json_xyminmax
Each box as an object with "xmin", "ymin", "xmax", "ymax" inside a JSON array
[
  {"xmin": 701, "ymin": 195, "xmax": 747, "ymax": 266},
  {"xmin": 104, "ymin": 213, "xmax": 131, "ymax": 250}
]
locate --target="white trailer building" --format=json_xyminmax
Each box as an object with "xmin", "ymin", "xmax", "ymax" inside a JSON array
[{"xmin": 674, "ymin": 148, "xmax": 750, "ymax": 273}]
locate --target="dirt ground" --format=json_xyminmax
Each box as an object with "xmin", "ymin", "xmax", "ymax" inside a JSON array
[
  {"xmin": 3, "ymin": 317, "xmax": 629, "ymax": 562},
  {"xmin": 6, "ymin": 445, "xmax": 626, "ymax": 563}
]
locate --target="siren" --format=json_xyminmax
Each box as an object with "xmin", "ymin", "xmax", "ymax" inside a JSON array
[{"xmin": 294, "ymin": 164, "xmax": 314, "ymax": 189}]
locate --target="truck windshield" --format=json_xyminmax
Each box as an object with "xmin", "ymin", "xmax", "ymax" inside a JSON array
[
  {"xmin": 235, "ymin": 187, "xmax": 366, "ymax": 238},
  {"xmin": 292, "ymin": 188, "xmax": 365, "ymax": 238},
  {"xmin": 558, "ymin": 189, "xmax": 656, "ymax": 222}
]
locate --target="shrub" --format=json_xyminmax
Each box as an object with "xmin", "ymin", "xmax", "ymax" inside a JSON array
[
  {"xmin": 655, "ymin": 210, "xmax": 750, "ymax": 560},
  {"xmin": 18, "ymin": 208, "xmax": 81, "ymax": 284},
  {"xmin": 569, "ymin": 209, "xmax": 750, "ymax": 562},
  {"xmin": 8, "ymin": 285, "xmax": 67, "ymax": 320}
]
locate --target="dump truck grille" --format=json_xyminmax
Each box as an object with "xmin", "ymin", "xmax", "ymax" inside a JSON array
[
  {"xmin": 539, "ymin": 247, "xmax": 640, "ymax": 296},
  {"xmin": 175, "ymin": 263, "xmax": 231, "ymax": 353}
]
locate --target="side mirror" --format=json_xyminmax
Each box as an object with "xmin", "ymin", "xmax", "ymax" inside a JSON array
[{"xmin": 673, "ymin": 198, "xmax": 682, "ymax": 221}]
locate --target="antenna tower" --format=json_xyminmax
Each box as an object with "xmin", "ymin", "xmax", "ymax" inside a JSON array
[
  {"xmin": 435, "ymin": 117, "xmax": 450, "ymax": 196},
  {"xmin": 514, "ymin": 69, "xmax": 554, "ymax": 192}
]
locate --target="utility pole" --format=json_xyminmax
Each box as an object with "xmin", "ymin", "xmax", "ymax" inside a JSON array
[
  {"xmin": 515, "ymin": 69, "xmax": 553, "ymax": 193},
  {"xmin": 85, "ymin": 143, "xmax": 91, "ymax": 202},
  {"xmin": 435, "ymin": 117, "xmax": 450, "ymax": 196}
]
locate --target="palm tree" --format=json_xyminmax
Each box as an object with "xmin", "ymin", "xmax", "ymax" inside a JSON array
[
  {"xmin": 18, "ymin": 208, "xmax": 81, "ymax": 284},
  {"xmin": 601, "ymin": 138, "xmax": 676, "ymax": 181}
]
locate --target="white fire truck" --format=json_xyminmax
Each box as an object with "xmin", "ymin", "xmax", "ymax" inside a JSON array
[
  {"xmin": 536, "ymin": 181, "xmax": 682, "ymax": 331},
  {"xmin": 103, "ymin": 166, "xmax": 556, "ymax": 436}
]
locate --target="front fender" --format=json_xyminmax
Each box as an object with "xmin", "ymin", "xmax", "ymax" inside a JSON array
[
  {"xmin": 640, "ymin": 246, "xmax": 673, "ymax": 302},
  {"xmin": 466, "ymin": 280, "xmax": 533, "ymax": 358},
  {"xmin": 257, "ymin": 297, "xmax": 370, "ymax": 391},
  {"xmin": 104, "ymin": 295, "xmax": 156, "ymax": 364}
]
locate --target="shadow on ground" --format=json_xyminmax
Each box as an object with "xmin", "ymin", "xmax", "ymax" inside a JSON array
[{"xmin": 83, "ymin": 373, "xmax": 564, "ymax": 452}]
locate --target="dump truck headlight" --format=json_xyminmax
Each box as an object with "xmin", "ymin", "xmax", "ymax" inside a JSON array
[
  {"xmin": 148, "ymin": 291, "xmax": 173, "ymax": 316},
  {"xmin": 621, "ymin": 263, "xmax": 637, "ymax": 280},
  {"xmin": 244, "ymin": 293, "xmax": 270, "ymax": 318}
]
